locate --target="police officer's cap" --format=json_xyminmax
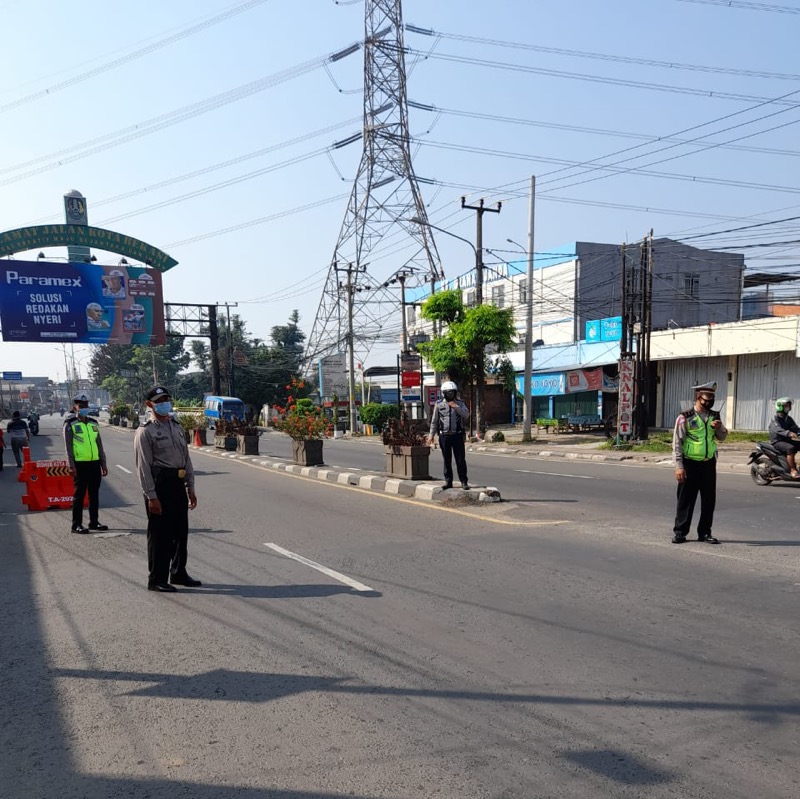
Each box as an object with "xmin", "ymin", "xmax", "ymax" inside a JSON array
[
  {"xmin": 146, "ymin": 385, "xmax": 171, "ymax": 401},
  {"xmin": 692, "ymin": 381, "xmax": 717, "ymax": 393},
  {"xmin": 73, "ymin": 393, "xmax": 89, "ymax": 403}
]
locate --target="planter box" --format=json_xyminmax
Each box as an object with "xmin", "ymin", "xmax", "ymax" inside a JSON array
[
  {"xmin": 120, "ymin": 419, "xmax": 128, "ymax": 428},
  {"xmin": 292, "ymin": 439, "xmax": 324, "ymax": 466},
  {"xmin": 214, "ymin": 435, "xmax": 237, "ymax": 451},
  {"xmin": 237, "ymin": 434, "xmax": 259, "ymax": 455},
  {"xmin": 384, "ymin": 445, "xmax": 431, "ymax": 480}
]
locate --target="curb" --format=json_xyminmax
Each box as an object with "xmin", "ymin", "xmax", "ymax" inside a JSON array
[{"xmin": 204, "ymin": 450, "xmax": 503, "ymax": 503}]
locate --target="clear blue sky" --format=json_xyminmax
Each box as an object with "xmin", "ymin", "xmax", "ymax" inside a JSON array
[{"xmin": 1, "ymin": 0, "xmax": 799, "ymax": 380}]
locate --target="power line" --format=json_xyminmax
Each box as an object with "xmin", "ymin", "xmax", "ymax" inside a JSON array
[
  {"xmin": 0, "ymin": 0, "xmax": 273, "ymax": 114},
  {"xmin": 674, "ymin": 0, "xmax": 800, "ymax": 13}
]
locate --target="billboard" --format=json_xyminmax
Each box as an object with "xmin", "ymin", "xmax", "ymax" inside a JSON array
[
  {"xmin": 0, "ymin": 259, "xmax": 165, "ymax": 344},
  {"xmin": 319, "ymin": 353, "xmax": 348, "ymax": 398},
  {"xmin": 585, "ymin": 316, "xmax": 622, "ymax": 343}
]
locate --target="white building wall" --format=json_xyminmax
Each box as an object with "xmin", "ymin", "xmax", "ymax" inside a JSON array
[
  {"xmin": 662, "ymin": 357, "xmax": 730, "ymax": 427},
  {"xmin": 735, "ymin": 352, "xmax": 800, "ymax": 431}
]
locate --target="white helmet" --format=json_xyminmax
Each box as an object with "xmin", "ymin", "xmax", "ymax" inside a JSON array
[{"xmin": 441, "ymin": 381, "xmax": 457, "ymax": 393}]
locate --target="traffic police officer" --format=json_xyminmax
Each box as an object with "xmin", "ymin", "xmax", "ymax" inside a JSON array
[
  {"xmin": 428, "ymin": 380, "xmax": 471, "ymax": 490},
  {"xmin": 134, "ymin": 386, "xmax": 199, "ymax": 592},
  {"xmin": 671, "ymin": 381, "xmax": 727, "ymax": 545},
  {"xmin": 64, "ymin": 393, "xmax": 109, "ymax": 534}
]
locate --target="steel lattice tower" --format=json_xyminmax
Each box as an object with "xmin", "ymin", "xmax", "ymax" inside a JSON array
[{"xmin": 305, "ymin": 0, "xmax": 442, "ymax": 370}]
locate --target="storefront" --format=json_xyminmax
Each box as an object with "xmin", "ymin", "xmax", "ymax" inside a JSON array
[{"xmin": 514, "ymin": 366, "xmax": 618, "ymax": 421}]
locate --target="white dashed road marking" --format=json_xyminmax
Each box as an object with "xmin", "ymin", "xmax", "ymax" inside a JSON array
[
  {"xmin": 515, "ymin": 469, "xmax": 595, "ymax": 479},
  {"xmin": 116, "ymin": 465, "xmax": 132, "ymax": 474},
  {"xmin": 264, "ymin": 543, "xmax": 375, "ymax": 593}
]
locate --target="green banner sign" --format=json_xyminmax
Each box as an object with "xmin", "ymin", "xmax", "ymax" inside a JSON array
[{"xmin": 0, "ymin": 224, "xmax": 178, "ymax": 272}]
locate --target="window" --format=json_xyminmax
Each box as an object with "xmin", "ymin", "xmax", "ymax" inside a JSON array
[
  {"xmin": 683, "ymin": 273, "xmax": 699, "ymax": 299},
  {"xmin": 491, "ymin": 285, "xmax": 505, "ymax": 308},
  {"xmin": 466, "ymin": 290, "xmax": 476, "ymax": 307},
  {"xmin": 519, "ymin": 279, "xmax": 528, "ymax": 305}
]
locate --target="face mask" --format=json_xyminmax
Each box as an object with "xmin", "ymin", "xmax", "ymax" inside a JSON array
[
  {"xmin": 699, "ymin": 396, "xmax": 714, "ymax": 410},
  {"xmin": 77, "ymin": 407, "xmax": 89, "ymax": 417},
  {"xmin": 153, "ymin": 401, "xmax": 172, "ymax": 416},
  {"xmin": 443, "ymin": 391, "xmax": 456, "ymax": 401}
]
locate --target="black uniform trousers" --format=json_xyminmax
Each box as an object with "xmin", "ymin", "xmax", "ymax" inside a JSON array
[
  {"xmin": 673, "ymin": 458, "xmax": 717, "ymax": 537},
  {"xmin": 439, "ymin": 432, "xmax": 468, "ymax": 484},
  {"xmin": 146, "ymin": 472, "xmax": 189, "ymax": 586},
  {"xmin": 72, "ymin": 461, "xmax": 102, "ymax": 528}
]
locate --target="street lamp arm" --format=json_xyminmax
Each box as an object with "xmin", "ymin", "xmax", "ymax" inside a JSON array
[{"xmin": 409, "ymin": 217, "xmax": 477, "ymax": 257}]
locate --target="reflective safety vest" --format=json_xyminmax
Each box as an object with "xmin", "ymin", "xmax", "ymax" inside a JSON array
[
  {"xmin": 682, "ymin": 412, "xmax": 717, "ymax": 462},
  {"xmin": 70, "ymin": 420, "xmax": 101, "ymax": 462}
]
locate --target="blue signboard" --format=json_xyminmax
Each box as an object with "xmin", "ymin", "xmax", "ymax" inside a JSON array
[
  {"xmin": 2, "ymin": 371, "xmax": 22, "ymax": 380},
  {"xmin": 601, "ymin": 316, "xmax": 622, "ymax": 342},
  {"xmin": 0, "ymin": 260, "xmax": 165, "ymax": 344},
  {"xmin": 516, "ymin": 372, "xmax": 565, "ymax": 397},
  {"xmin": 585, "ymin": 316, "xmax": 622, "ymax": 343}
]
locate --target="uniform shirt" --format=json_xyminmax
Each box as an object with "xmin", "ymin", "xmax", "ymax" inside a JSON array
[
  {"xmin": 133, "ymin": 415, "xmax": 195, "ymax": 500},
  {"xmin": 429, "ymin": 398, "xmax": 470, "ymax": 437},
  {"xmin": 63, "ymin": 413, "xmax": 107, "ymax": 470},
  {"xmin": 6, "ymin": 418, "xmax": 29, "ymax": 441},
  {"xmin": 673, "ymin": 408, "xmax": 727, "ymax": 468}
]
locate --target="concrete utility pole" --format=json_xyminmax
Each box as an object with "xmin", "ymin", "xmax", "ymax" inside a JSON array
[
  {"xmin": 461, "ymin": 197, "xmax": 501, "ymax": 305},
  {"xmin": 522, "ymin": 176, "xmax": 536, "ymax": 442},
  {"xmin": 336, "ymin": 262, "xmax": 362, "ymax": 434}
]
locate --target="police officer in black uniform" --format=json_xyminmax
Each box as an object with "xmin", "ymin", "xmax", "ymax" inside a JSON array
[
  {"xmin": 428, "ymin": 380, "xmax": 471, "ymax": 490},
  {"xmin": 133, "ymin": 386, "xmax": 199, "ymax": 592}
]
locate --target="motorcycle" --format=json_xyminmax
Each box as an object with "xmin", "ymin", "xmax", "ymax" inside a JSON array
[
  {"xmin": 748, "ymin": 441, "xmax": 799, "ymax": 485},
  {"xmin": 28, "ymin": 418, "xmax": 39, "ymax": 436}
]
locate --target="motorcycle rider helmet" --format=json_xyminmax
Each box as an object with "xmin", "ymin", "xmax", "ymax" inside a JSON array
[
  {"xmin": 776, "ymin": 397, "xmax": 792, "ymax": 412},
  {"xmin": 440, "ymin": 381, "xmax": 458, "ymax": 393}
]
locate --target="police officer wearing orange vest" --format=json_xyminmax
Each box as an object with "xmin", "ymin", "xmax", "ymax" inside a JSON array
[
  {"xmin": 671, "ymin": 381, "xmax": 727, "ymax": 545},
  {"xmin": 133, "ymin": 385, "xmax": 199, "ymax": 592},
  {"xmin": 64, "ymin": 393, "xmax": 109, "ymax": 534}
]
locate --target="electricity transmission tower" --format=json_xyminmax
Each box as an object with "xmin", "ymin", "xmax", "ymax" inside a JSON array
[{"xmin": 305, "ymin": 0, "xmax": 442, "ymax": 375}]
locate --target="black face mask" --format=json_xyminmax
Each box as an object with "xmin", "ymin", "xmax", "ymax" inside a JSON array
[
  {"xmin": 698, "ymin": 396, "xmax": 715, "ymax": 410},
  {"xmin": 443, "ymin": 391, "xmax": 456, "ymax": 401}
]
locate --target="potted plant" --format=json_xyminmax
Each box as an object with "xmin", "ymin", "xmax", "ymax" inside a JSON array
[
  {"xmin": 233, "ymin": 417, "xmax": 260, "ymax": 455},
  {"xmin": 115, "ymin": 403, "xmax": 132, "ymax": 428},
  {"xmin": 382, "ymin": 417, "xmax": 431, "ymax": 480},
  {"xmin": 277, "ymin": 398, "xmax": 328, "ymax": 466},
  {"xmin": 176, "ymin": 413, "xmax": 198, "ymax": 444},
  {"xmin": 213, "ymin": 418, "xmax": 237, "ymax": 451}
]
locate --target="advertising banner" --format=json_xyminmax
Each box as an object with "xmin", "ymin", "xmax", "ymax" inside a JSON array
[
  {"xmin": 515, "ymin": 372, "xmax": 565, "ymax": 397},
  {"xmin": 585, "ymin": 316, "xmax": 622, "ymax": 342},
  {"xmin": 566, "ymin": 367, "xmax": 603, "ymax": 393},
  {"xmin": 0, "ymin": 259, "xmax": 165, "ymax": 345},
  {"xmin": 319, "ymin": 353, "xmax": 348, "ymax": 398}
]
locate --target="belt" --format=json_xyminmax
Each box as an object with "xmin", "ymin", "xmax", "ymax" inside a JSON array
[
  {"xmin": 153, "ymin": 466, "xmax": 187, "ymax": 480},
  {"xmin": 440, "ymin": 431, "xmax": 463, "ymax": 436}
]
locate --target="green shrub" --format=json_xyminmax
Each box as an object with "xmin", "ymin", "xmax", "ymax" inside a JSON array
[
  {"xmin": 491, "ymin": 430, "xmax": 505, "ymax": 442},
  {"xmin": 359, "ymin": 403, "xmax": 400, "ymax": 430}
]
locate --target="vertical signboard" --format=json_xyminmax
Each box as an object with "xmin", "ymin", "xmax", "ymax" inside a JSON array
[
  {"xmin": 319, "ymin": 353, "xmax": 348, "ymax": 398},
  {"xmin": 0, "ymin": 260, "xmax": 165, "ymax": 344},
  {"xmin": 617, "ymin": 357, "xmax": 635, "ymax": 437},
  {"xmin": 64, "ymin": 191, "xmax": 90, "ymax": 264},
  {"xmin": 400, "ymin": 352, "xmax": 421, "ymax": 403}
]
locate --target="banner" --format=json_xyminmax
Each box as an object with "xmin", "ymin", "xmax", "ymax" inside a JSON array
[
  {"xmin": 617, "ymin": 357, "xmax": 635, "ymax": 437},
  {"xmin": 515, "ymin": 372, "xmax": 565, "ymax": 397},
  {"xmin": 0, "ymin": 259, "xmax": 165, "ymax": 344},
  {"xmin": 566, "ymin": 367, "xmax": 603, "ymax": 393}
]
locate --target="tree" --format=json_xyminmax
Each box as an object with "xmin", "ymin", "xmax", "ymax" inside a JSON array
[{"xmin": 418, "ymin": 289, "xmax": 516, "ymax": 438}]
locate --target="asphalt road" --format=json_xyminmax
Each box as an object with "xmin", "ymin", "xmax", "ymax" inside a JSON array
[{"xmin": 2, "ymin": 415, "xmax": 798, "ymax": 799}]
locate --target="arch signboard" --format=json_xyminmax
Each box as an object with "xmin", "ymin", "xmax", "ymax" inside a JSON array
[{"xmin": 0, "ymin": 224, "xmax": 178, "ymax": 271}]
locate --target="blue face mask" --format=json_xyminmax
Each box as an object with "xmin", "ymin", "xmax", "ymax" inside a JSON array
[
  {"xmin": 153, "ymin": 401, "xmax": 172, "ymax": 416},
  {"xmin": 77, "ymin": 407, "xmax": 89, "ymax": 417}
]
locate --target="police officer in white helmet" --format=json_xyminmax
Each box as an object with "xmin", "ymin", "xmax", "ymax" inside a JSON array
[{"xmin": 428, "ymin": 380, "xmax": 471, "ymax": 490}]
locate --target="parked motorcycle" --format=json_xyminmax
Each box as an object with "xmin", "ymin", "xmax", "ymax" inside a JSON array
[{"xmin": 748, "ymin": 441, "xmax": 799, "ymax": 485}]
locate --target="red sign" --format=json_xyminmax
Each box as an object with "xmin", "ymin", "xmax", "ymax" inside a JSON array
[
  {"xmin": 401, "ymin": 371, "xmax": 421, "ymax": 388},
  {"xmin": 566, "ymin": 367, "xmax": 603, "ymax": 393}
]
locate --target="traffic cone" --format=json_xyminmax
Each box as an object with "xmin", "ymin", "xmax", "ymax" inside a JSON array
[{"xmin": 194, "ymin": 429, "xmax": 203, "ymax": 447}]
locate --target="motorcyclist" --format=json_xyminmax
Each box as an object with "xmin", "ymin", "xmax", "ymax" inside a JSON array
[{"xmin": 768, "ymin": 397, "xmax": 800, "ymax": 478}]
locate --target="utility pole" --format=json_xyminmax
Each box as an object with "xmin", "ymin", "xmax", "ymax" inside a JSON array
[
  {"xmin": 461, "ymin": 196, "xmax": 501, "ymax": 439},
  {"xmin": 461, "ymin": 197, "xmax": 502, "ymax": 305},
  {"xmin": 208, "ymin": 306, "xmax": 221, "ymax": 395},
  {"xmin": 336, "ymin": 262, "xmax": 363, "ymax": 434},
  {"xmin": 522, "ymin": 176, "xmax": 536, "ymax": 442}
]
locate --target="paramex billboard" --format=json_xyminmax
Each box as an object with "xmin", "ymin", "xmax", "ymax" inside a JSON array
[{"xmin": 0, "ymin": 259, "xmax": 165, "ymax": 344}]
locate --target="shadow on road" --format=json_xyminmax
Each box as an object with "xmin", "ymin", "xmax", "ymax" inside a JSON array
[{"xmin": 178, "ymin": 583, "xmax": 382, "ymax": 599}]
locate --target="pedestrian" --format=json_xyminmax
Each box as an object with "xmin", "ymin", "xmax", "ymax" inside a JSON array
[
  {"xmin": 0, "ymin": 425, "xmax": 6, "ymax": 471},
  {"xmin": 133, "ymin": 385, "xmax": 199, "ymax": 593},
  {"xmin": 671, "ymin": 381, "xmax": 727, "ymax": 545},
  {"xmin": 64, "ymin": 393, "xmax": 109, "ymax": 534},
  {"xmin": 428, "ymin": 380, "xmax": 471, "ymax": 490},
  {"xmin": 6, "ymin": 411, "xmax": 30, "ymax": 467}
]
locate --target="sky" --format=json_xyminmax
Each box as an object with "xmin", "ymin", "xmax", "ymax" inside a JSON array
[{"xmin": 1, "ymin": 0, "xmax": 799, "ymax": 381}]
